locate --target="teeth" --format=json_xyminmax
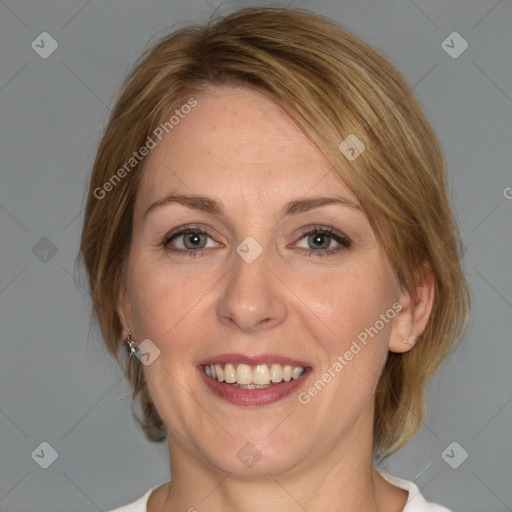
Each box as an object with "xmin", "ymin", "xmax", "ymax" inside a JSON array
[
  {"xmin": 205, "ymin": 363, "xmax": 306, "ymax": 386},
  {"xmin": 236, "ymin": 364, "xmax": 252, "ymax": 385},
  {"xmin": 270, "ymin": 364, "xmax": 282, "ymax": 383},
  {"xmin": 291, "ymin": 366, "xmax": 303, "ymax": 379},
  {"xmin": 215, "ymin": 364, "xmax": 224, "ymax": 382},
  {"xmin": 224, "ymin": 363, "xmax": 236, "ymax": 384},
  {"xmin": 253, "ymin": 364, "xmax": 270, "ymax": 385}
]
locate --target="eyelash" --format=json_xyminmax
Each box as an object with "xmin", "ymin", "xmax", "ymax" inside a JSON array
[
  {"xmin": 293, "ymin": 225, "xmax": 351, "ymax": 257},
  {"xmin": 161, "ymin": 225, "xmax": 218, "ymax": 259},
  {"xmin": 160, "ymin": 224, "xmax": 351, "ymax": 258}
]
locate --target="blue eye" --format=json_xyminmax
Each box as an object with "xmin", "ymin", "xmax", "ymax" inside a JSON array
[
  {"xmin": 303, "ymin": 232, "xmax": 335, "ymax": 250},
  {"xmin": 163, "ymin": 228, "xmax": 217, "ymax": 253},
  {"xmin": 294, "ymin": 226, "xmax": 351, "ymax": 256},
  {"xmin": 161, "ymin": 224, "xmax": 351, "ymax": 258}
]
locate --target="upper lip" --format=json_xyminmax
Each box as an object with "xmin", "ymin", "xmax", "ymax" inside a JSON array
[{"xmin": 199, "ymin": 353, "xmax": 312, "ymax": 368}]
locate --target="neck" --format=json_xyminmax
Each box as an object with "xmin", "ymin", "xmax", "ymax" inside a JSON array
[{"xmin": 153, "ymin": 408, "xmax": 406, "ymax": 512}]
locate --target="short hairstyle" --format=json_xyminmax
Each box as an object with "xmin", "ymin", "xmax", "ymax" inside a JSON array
[{"xmin": 78, "ymin": 6, "xmax": 470, "ymax": 459}]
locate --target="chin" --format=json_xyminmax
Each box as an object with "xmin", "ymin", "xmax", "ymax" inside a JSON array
[{"xmin": 200, "ymin": 434, "xmax": 308, "ymax": 478}]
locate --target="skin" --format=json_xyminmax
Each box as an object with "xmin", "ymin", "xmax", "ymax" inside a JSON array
[{"xmin": 118, "ymin": 86, "xmax": 434, "ymax": 512}]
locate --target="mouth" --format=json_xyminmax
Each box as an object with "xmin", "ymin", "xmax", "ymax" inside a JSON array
[
  {"xmin": 201, "ymin": 362, "xmax": 306, "ymax": 387},
  {"xmin": 198, "ymin": 355, "xmax": 312, "ymax": 406}
]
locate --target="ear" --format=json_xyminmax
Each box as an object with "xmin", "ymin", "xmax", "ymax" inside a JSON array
[{"xmin": 389, "ymin": 264, "xmax": 435, "ymax": 353}]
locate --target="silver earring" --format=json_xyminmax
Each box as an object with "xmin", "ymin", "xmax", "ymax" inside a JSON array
[
  {"xmin": 126, "ymin": 330, "xmax": 137, "ymax": 358},
  {"xmin": 402, "ymin": 333, "xmax": 419, "ymax": 344}
]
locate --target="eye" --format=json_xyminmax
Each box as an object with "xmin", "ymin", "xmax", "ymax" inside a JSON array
[
  {"xmin": 302, "ymin": 232, "xmax": 334, "ymax": 250},
  {"xmin": 162, "ymin": 226, "xmax": 219, "ymax": 253},
  {"xmin": 294, "ymin": 226, "xmax": 351, "ymax": 256}
]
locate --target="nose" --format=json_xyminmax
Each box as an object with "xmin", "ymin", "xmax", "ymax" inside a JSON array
[{"xmin": 216, "ymin": 243, "xmax": 288, "ymax": 333}]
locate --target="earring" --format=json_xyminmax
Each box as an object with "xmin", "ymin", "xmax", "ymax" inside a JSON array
[
  {"xmin": 126, "ymin": 329, "xmax": 138, "ymax": 358},
  {"xmin": 402, "ymin": 333, "xmax": 419, "ymax": 344}
]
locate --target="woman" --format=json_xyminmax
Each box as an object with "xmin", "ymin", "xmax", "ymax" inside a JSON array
[{"xmin": 79, "ymin": 6, "xmax": 469, "ymax": 512}]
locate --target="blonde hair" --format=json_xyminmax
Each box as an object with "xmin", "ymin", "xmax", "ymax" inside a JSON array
[{"xmin": 78, "ymin": 6, "xmax": 470, "ymax": 459}]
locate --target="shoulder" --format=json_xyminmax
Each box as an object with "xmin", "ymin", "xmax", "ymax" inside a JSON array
[
  {"xmin": 106, "ymin": 483, "xmax": 164, "ymax": 512},
  {"xmin": 379, "ymin": 472, "xmax": 454, "ymax": 512}
]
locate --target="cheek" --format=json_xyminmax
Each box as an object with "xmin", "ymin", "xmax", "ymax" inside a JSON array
[
  {"xmin": 302, "ymin": 279, "xmax": 393, "ymax": 409},
  {"xmin": 127, "ymin": 253, "xmax": 216, "ymax": 341},
  {"xmin": 292, "ymin": 262, "xmax": 395, "ymax": 403},
  {"xmin": 295, "ymin": 263, "xmax": 395, "ymax": 344}
]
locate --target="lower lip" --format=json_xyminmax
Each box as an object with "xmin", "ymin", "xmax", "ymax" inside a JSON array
[{"xmin": 198, "ymin": 367, "xmax": 311, "ymax": 406}]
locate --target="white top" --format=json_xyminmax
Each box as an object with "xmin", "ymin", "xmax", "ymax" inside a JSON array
[{"xmin": 107, "ymin": 471, "xmax": 453, "ymax": 512}]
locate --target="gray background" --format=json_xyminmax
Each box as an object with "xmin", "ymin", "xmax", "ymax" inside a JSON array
[{"xmin": 0, "ymin": 0, "xmax": 511, "ymax": 511}]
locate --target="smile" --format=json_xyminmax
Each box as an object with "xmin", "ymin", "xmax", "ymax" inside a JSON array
[
  {"xmin": 202, "ymin": 363, "xmax": 306, "ymax": 388},
  {"xmin": 198, "ymin": 355, "xmax": 312, "ymax": 406}
]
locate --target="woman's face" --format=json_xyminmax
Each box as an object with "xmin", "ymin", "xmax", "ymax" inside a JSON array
[{"xmin": 120, "ymin": 86, "xmax": 409, "ymax": 476}]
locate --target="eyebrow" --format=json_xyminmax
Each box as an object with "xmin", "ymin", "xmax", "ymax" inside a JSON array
[{"xmin": 143, "ymin": 193, "xmax": 362, "ymax": 221}]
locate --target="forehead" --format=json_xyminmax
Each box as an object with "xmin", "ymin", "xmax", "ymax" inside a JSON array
[{"xmin": 136, "ymin": 86, "xmax": 358, "ymax": 211}]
